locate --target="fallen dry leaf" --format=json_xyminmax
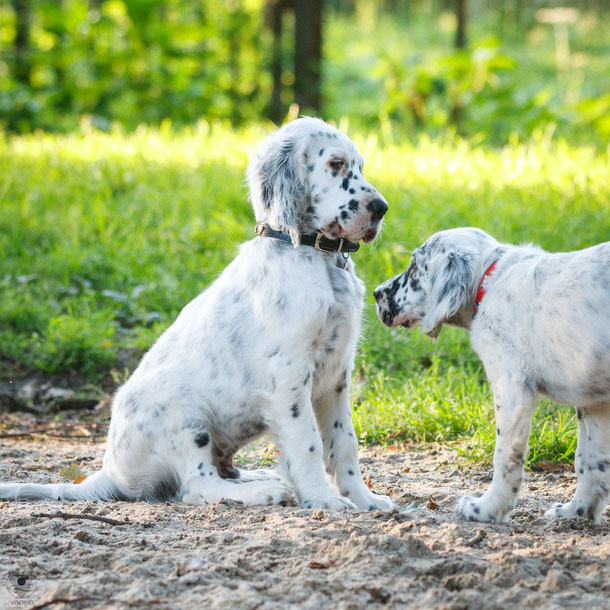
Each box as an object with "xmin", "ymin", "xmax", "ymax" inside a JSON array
[
  {"xmin": 309, "ymin": 560, "xmax": 334, "ymax": 569},
  {"xmin": 427, "ymin": 496, "xmax": 439, "ymax": 510},
  {"xmin": 364, "ymin": 476, "xmax": 374, "ymax": 490},
  {"xmin": 535, "ymin": 460, "xmax": 571, "ymax": 473},
  {"xmin": 73, "ymin": 476, "xmax": 87, "ymax": 484},
  {"xmin": 403, "ymin": 467, "xmax": 410, "ymax": 473},
  {"xmin": 59, "ymin": 463, "xmax": 85, "ymax": 481}
]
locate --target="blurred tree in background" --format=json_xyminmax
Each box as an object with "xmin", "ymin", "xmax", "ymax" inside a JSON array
[{"xmin": 0, "ymin": 0, "xmax": 608, "ymax": 143}]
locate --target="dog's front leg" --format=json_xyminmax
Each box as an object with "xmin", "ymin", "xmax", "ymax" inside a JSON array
[
  {"xmin": 314, "ymin": 379, "xmax": 395, "ymax": 511},
  {"xmin": 458, "ymin": 379, "xmax": 535, "ymax": 522},
  {"xmin": 268, "ymin": 385, "xmax": 356, "ymax": 511}
]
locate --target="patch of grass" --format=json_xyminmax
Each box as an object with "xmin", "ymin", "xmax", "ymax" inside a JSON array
[{"xmin": 1, "ymin": 123, "xmax": 608, "ymax": 465}]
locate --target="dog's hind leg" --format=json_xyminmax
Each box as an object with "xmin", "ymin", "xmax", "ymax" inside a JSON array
[
  {"xmin": 546, "ymin": 403, "xmax": 610, "ymax": 524},
  {"xmin": 179, "ymin": 443, "xmax": 292, "ymax": 506},
  {"xmin": 236, "ymin": 468, "xmax": 283, "ymax": 482}
]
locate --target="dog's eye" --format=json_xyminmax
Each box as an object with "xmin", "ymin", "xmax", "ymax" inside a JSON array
[{"xmin": 329, "ymin": 159, "xmax": 344, "ymax": 171}]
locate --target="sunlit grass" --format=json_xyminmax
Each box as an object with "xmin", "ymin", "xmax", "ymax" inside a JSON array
[{"xmin": 1, "ymin": 123, "xmax": 608, "ymax": 465}]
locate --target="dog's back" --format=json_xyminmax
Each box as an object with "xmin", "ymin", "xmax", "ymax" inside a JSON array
[{"xmin": 473, "ymin": 241, "xmax": 610, "ymax": 408}]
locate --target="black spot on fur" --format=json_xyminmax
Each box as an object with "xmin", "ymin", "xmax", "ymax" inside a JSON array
[
  {"xmin": 195, "ymin": 432, "xmax": 210, "ymax": 448},
  {"xmin": 291, "ymin": 403, "xmax": 300, "ymax": 418},
  {"xmin": 348, "ymin": 469, "xmax": 355, "ymax": 475},
  {"xmin": 348, "ymin": 199, "xmax": 359, "ymax": 211},
  {"xmin": 125, "ymin": 399, "xmax": 138, "ymax": 417},
  {"xmin": 341, "ymin": 210, "xmax": 348, "ymax": 220},
  {"xmin": 319, "ymin": 148, "xmax": 325, "ymax": 156},
  {"xmin": 309, "ymin": 445, "xmax": 315, "ymax": 452},
  {"xmin": 349, "ymin": 188, "xmax": 355, "ymax": 194},
  {"xmin": 576, "ymin": 507, "xmax": 585, "ymax": 516},
  {"xmin": 341, "ymin": 177, "xmax": 349, "ymax": 190}
]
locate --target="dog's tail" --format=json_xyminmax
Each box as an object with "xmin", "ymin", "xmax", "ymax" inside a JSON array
[{"xmin": 0, "ymin": 469, "xmax": 129, "ymax": 502}]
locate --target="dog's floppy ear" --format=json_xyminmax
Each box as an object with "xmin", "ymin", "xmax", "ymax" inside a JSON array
[
  {"xmin": 247, "ymin": 129, "xmax": 308, "ymax": 246},
  {"xmin": 421, "ymin": 249, "xmax": 474, "ymax": 339}
]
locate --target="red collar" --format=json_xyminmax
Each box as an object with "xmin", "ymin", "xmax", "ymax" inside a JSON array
[{"xmin": 473, "ymin": 260, "xmax": 498, "ymax": 315}]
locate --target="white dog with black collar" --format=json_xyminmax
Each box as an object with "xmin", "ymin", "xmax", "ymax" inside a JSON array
[{"xmin": 0, "ymin": 118, "xmax": 394, "ymax": 511}]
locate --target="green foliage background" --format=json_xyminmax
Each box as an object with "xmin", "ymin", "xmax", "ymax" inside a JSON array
[
  {"xmin": 1, "ymin": 1, "xmax": 609, "ymax": 143},
  {"xmin": 1, "ymin": 1, "xmax": 609, "ymax": 462}
]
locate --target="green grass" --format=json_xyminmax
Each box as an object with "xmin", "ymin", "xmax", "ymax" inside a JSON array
[{"xmin": 1, "ymin": 123, "xmax": 608, "ymax": 465}]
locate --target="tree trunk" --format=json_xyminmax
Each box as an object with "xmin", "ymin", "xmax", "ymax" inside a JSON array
[
  {"xmin": 269, "ymin": 0, "xmax": 285, "ymax": 123},
  {"xmin": 293, "ymin": 0, "xmax": 322, "ymax": 113},
  {"xmin": 12, "ymin": 0, "xmax": 30, "ymax": 84},
  {"xmin": 455, "ymin": 0, "xmax": 467, "ymax": 49}
]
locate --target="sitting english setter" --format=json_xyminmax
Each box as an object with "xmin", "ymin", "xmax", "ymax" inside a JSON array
[
  {"xmin": 375, "ymin": 227, "xmax": 610, "ymax": 523},
  {"xmin": 0, "ymin": 117, "xmax": 395, "ymax": 511}
]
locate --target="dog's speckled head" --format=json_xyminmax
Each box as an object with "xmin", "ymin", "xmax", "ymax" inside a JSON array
[
  {"xmin": 247, "ymin": 117, "xmax": 388, "ymax": 246},
  {"xmin": 374, "ymin": 227, "xmax": 499, "ymax": 338}
]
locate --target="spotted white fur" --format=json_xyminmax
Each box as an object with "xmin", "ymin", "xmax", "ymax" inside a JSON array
[
  {"xmin": 0, "ymin": 118, "xmax": 394, "ymax": 512},
  {"xmin": 375, "ymin": 227, "xmax": 610, "ymax": 523}
]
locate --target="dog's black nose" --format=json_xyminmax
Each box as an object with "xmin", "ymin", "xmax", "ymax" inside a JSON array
[{"xmin": 368, "ymin": 198, "xmax": 388, "ymax": 222}]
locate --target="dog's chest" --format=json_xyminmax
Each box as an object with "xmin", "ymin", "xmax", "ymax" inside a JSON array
[{"xmin": 311, "ymin": 263, "xmax": 363, "ymax": 390}]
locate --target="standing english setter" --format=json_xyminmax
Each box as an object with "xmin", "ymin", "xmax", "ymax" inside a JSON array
[
  {"xmin": 0, "ymin": 117, "xmax": 395, "ymax": 511},
  {"xmin": 375, "ymin": 227, "xmax": 610, "ymax": 523}
]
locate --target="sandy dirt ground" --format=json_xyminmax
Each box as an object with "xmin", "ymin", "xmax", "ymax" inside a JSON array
[{"xmin": 1, "ymin": 430, "xmax": 609, "ymax": 609}]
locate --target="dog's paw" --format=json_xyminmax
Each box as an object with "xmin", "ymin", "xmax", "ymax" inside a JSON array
[
  {"xmin": 301, "ymin": 495, "xmax": 357, "ymax": 511},
  {"xmin": 457, "ymin": 494, "xmax": 508, "ymax": 523},
  {"xmin": 352, "ymin": 490, "xmax": 396, "ymax": 511},
  {"xmin": 252, "ymin": 480, "xmax": 293, "ymax": 506},
  {"xmin": 544, "ymin": 500, "xmax": 598, "ymax": 522}
]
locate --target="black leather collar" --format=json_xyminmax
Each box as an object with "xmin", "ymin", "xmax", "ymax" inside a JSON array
[{"xmin": 254, "ymin": 222, "xmax": 360, "ymax": 253}]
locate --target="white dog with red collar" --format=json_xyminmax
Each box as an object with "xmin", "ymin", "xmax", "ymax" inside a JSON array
[{"xmin": 375, "ymin": 227, "xmax": 610, "ymax": 523}]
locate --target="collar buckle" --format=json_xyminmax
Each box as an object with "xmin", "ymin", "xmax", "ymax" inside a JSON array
[{"xmin": 314, "ymin": 232, "xmax": 344, "ymax": 252}]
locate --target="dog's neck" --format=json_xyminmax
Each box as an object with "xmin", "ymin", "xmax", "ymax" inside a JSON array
[
  {"xmin": 448, "ymin": 245, "xmax": 509, "ymax": 332},
  {"xmin": 254, "ymin": 222, "xmax": 360, "ymax": 254}
]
